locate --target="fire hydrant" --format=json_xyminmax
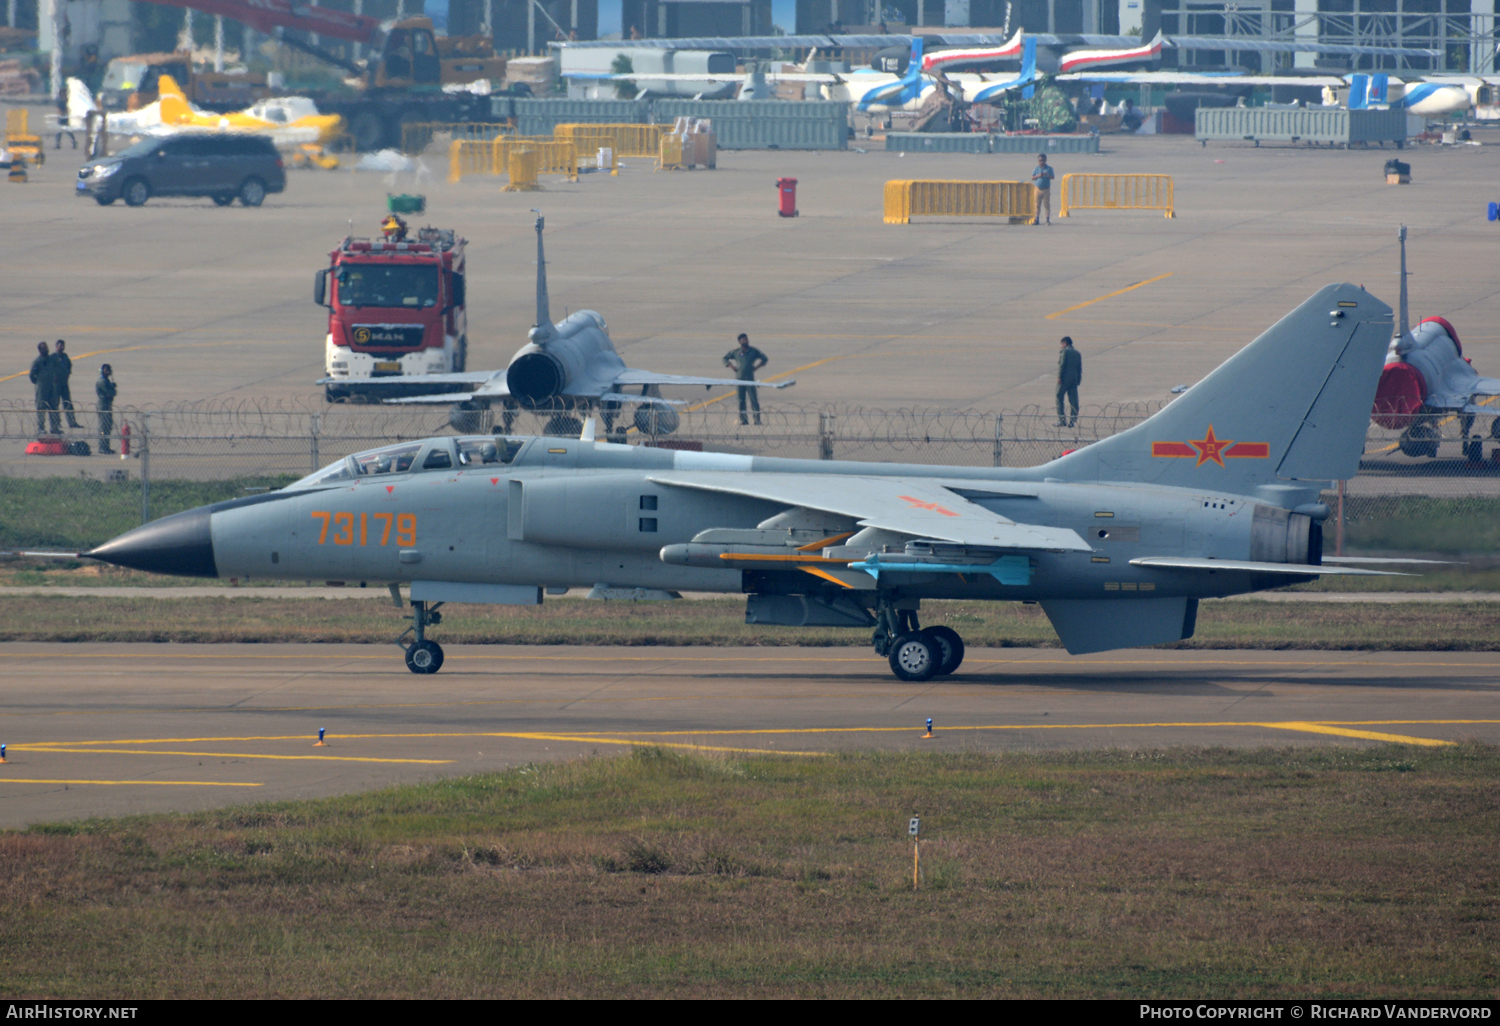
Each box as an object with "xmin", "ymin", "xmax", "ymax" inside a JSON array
[{"xmin": 776, "ymin": 177, "xmax": 798, "ymax": 218}]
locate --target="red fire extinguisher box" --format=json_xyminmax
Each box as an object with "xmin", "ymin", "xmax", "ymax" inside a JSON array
[{"xmin": 777, "ymin": 177, "xmax": 798, "ymax": 218}]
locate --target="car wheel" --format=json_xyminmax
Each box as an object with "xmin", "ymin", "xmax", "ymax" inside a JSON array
[
  {"xmin": 212, "ymin": 193, "xmax": 234, "ymax": 206},
  {"xmin": 238, "ymin": 178, "xmax": 266, "ymax": 207},
  {"xmin": 122, "ymin": 177, "xmax": 149, "ymax": 206},
  {"xmin": 350, "ymin": 111, "xmax": 386, "ymax": 151},
  {"xmin": 94, "ymin": 194, "xmax": 115, "ymax": 206}
]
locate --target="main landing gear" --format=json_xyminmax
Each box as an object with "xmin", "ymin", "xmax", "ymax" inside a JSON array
[
  {"xmin": 871, "ymin": 593, "xmax": 965, "ymax": 682},
  {"xmin": 399, "ymin": 599, "xmax": 445, "ymax": 674}
]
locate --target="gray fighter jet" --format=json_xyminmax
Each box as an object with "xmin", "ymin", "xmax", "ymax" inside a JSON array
[
  {"xmin": 319, "ymin": 214, "xmax": 794, "ymax": 437},
  {"xmin": 89, "ymin": 282, "xmax": 1412, "ymax": 680}
]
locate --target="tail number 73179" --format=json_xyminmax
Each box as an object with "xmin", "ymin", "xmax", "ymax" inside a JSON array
[{"xmin": 311, "ymin": 511, "xmax": 416, "ymax": 546}]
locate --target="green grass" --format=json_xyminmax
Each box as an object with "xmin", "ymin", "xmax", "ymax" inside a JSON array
[
  {"xmin": 1, "ymin": 593, "xmax": 1498, "ymax": 649},
  {"xmin": 1342, "ymin": 497, "xmax": 1500, "ymax": 555},
  {"xmin": 3, "ymin": 745, "xmax": 1498, "ymax": 998},
  {"xmin": 0, "ymin": 476, "xmax": 297, "ymax": 550}
]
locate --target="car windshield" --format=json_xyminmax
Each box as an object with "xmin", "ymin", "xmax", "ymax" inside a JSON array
[
  {"xmin": 336, "ymin": 264, "xmax": 439, "ymax": 308},
  {"xmin": 110, "ymin": 138, "xmax": 160, "ymax": 160}
]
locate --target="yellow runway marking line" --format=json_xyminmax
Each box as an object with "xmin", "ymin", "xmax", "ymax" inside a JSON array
[
  {"xmin": 1045, "ymin": 273, "xmax": 1175, "ymax": 321},
  {"xmin": 23, "ymin": 746, "xmax": 453, "ymax": 765},
  {"xmin": 0, "ymin": 779, "xmax": 263, "ymax": 787},
  {"xmin": 1267, "ymin": 722, "xmax": 1453, "ymax": 747}
]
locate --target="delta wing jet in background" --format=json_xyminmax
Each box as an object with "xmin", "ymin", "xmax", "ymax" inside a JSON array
[
  {"xmin": 318, "ymin": 215, "xmax": 794, "ymax": 436},
  {"xmin": 90, "ymin": 281, "xmax": 1419, "ymax": 680}
]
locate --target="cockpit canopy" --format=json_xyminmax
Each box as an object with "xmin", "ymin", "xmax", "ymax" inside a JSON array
[{"xmin": 286, "ymin": 435, "xmax": 529, "ymax": 490}]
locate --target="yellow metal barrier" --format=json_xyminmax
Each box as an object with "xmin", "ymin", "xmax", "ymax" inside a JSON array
[
  {"xmin": 503, "ymin": 149, "xmax": 541, "ymax": 192},
  {"xmin": 553, "ymin": 123, "xmax": 663, "ymax": 162},
  {"xmin": 402, "ymin": 120, "xmax": 511, "ymax": 154},
  {"xmin": 1058, "ymin": 173, "xmax": 1175, "ymax": 219},
  {"xmin": 5, "ymin": 108, "xmax": 43, "ymax": 165},
  {"xmin": 658, "ymin": 133, "xmax": 686, "ymax": 170},
  {"xmin": 883, "ymin": 180, "xmax": 1034, "ymax": 225},
  {"xmin": 448, "ymin": 138, "xmax": 577, "ymax": 183}
]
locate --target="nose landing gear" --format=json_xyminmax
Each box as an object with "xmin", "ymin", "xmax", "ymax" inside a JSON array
[{"xmin": 398, "ymin": 599, "xmax": 445, "ymax": 674}]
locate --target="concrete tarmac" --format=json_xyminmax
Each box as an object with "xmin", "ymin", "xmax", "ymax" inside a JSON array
[
  {"xmin": 4, "ymin": 133, "xmax": 1499, "ymax": 412},
  {"xmin": 1, "ymin": 642, "xmax": 1496, "ymax": 829}
]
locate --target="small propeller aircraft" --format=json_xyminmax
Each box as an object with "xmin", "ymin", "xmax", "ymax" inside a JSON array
[{"xmin": 81, "ymin": 74, "xmax": 343, "ymax": 146}]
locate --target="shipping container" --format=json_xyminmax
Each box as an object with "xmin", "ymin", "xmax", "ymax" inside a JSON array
[
  {"xmin": 655, "ymin": 100, "xmax": 849, "ymax": 149},
  {"xmin": 511, "ymin": 98, "xmax": 649, "ymax": 136},
  {"xmin": 1194, "ymin": 107, "xmax": 1407, "ymax": 147}
]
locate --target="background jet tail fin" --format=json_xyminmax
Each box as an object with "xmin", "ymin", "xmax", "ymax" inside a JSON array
[
  {"xmin": 529, "ymin": 212, "xmax": 555, "ymax": 344},
  {"xmin": 1047, "ymin": 284, "xmax": 1392, "ymax": 496},
  {"xmin": 157, "ymin": 74, "xmax": 193, "ymax": 123},
  {"xmin": 1348, "ymin": 73, "xmax": 1369, "ymax": 109},
  {"xmin": 1021, "ymin": 39, "xmax": 1037, "ymax": 98}
]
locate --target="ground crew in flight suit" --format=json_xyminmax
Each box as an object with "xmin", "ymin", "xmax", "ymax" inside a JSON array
[
  {"xmin": 96, "ymin": 364, "xmax": 118, "ymax": 454},
  {"xmin": 1057, "ymin": 336, "xmax": 1082, "ymax": 428},
  {"xmin": 53, "ymin": 340, "xmax": 83, "ymax": 429},
  {"xmin": 29, "ymin": 341, "xmax": 60, "ymax": 436},
  {"xmin": 724, "ymin": 333, "xmax": 768, "ymax": 426}
]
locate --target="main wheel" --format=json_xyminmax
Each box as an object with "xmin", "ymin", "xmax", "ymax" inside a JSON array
[
  {"xmin": 888, "ymin": 633, "xmax": 938, "ymax": 682},
  {"xmin": 238, "ymin": 177, "xmax": 266, "ymax": 207},
  {"xmin": 211, "ymin": 193, "xmax": 234, "ymax": 207},
  {"xmin": 921, "ymin": 626, "xmax": 965, "ymax": 675},
  {"xmin": 405, "ymin": 640, "xmax": 444, "ymax": 674},
  {"xmin": 122, "ymin": 177, "xmax": 149, "ymax": 207}
]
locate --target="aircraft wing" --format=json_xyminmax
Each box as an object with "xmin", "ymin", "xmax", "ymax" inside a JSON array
[
  {"xmin": 1425, "ymin": 379, "xmax": 1500, "ymax": 412},
  {"xmin": 563, "ymin": 72, "xmax": 843, "ymax": 83},
  {"xmin": 613, "ymin": 369, "xmax": 796, "ymax": 390},
  {"xmin": 1130, "ymin": 557, "xmax": 1408, "ymax": 576},
  {"xmin": 648, "ymin": 472, "xmax": 1092, "ymax": 551},
  {"xmin": 1059, "ymin": 72, "xmax": 1344, "ymax": 86},
  {"xmin": 383, "ymin": 391, "xmax": 482, "ymax": 404},
  {"xmin": 317, "ymin": 371, "xmax": 498, "ymax": 388}
]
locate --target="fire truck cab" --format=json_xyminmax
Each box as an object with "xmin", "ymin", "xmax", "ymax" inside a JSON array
[{"xmin": 317, "ymin": 228, "xmax": 467, "ymax": 401}]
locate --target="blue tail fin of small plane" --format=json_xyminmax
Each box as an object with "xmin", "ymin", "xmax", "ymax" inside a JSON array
[
  {"xmin": 1046, "ymin": 284, "xmax": 1393, "ymax": 499},
  {"xmin": 909, "ymin": 34, "xmax": 923, "ymax": 75},
  {"xmin": 1368, "ymin": 73, "xmax": 1389, "ymax": 104},
  {"xmin": 1021, "ymin": 38, "xmax": 1037, "ymax": 99},
  {"xmin": 1348, "ymin": 73, "xmax": 1369, "ymax": 109}
]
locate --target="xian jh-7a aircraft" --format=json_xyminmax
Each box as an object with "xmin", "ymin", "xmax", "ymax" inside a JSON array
[
  {"xmin": 1372, "ymin": 229, "xmax": 1500, "ymax": 459},
  {"xmin": 81, "ymin": 74, "xmax": 343, "ymax": 146},
  {"xmin": 320, "ymin": 215, "xmax": 794, "ymax": 436},
  {"xmin": 90, "ymin": 280, "xmax": 1422, "ymax": 680}
]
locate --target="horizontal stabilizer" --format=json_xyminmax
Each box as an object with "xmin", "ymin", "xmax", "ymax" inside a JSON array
[
  {"xmin": 1321, "ymin": 556, "xmax": 1453, "ymax": 565},
  {"xmin": 615, "ymin": 369, "xmax": 796, "ymax": 390},
  {"xmin": 1130, "ymin": 556, "xmax": 1409, "ymax": 576}
]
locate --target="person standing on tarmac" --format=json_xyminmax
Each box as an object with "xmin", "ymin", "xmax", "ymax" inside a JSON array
[
  {"xmin": 95, "ymin": 364, "xmax": 118, "ymax": 454},
  {"xmin": 29, "ymin": 341, "xmax": 60, "ymax": 436},
  {"xmin": 1031, "ymin": 153, "xmax": 1056, "ymax": 226},
  {"xmin": 52, "ymin": 340, "xmax": 83, "ymax": 429},
  {"xmin": 723, "ymin": 333, "xmax": 768, "ymax": 426},
  {"xmin": 1057, "ymin": 336, "xmax": 1082, "ymax": 428}
]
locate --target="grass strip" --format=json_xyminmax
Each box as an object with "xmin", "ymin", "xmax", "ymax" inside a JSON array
[
  {"xmin": 4, "ymin": 745, "xmax": 1498, "ymax": 998},
  {"xmin": 2, "ymin": 594, "xmax": 1499, "ymax": 649}
]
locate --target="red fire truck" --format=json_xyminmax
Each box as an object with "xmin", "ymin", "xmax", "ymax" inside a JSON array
[{"xmin": 316, "ymin": 227, "xmax": 467, "ymax": 401}]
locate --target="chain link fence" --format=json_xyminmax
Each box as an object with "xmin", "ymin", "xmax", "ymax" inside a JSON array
[{"xmin": 2, "ymin": 397, "xmax": 1497, "ymax": 550}]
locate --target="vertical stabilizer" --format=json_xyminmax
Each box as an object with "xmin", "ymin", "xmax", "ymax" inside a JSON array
[
  {"xmin": 1044, "ymin": 284, "xmax": 1392, "ymax": 496},
  {"xmin": 1348, "ymin": 73, "xmax": 1369, "ymax": 110},
  {"xmin": 529, "ymin": 211, "xmax": 555, "ymax": 344},
  {"xmin": 1021, "ymin": 39, "xmax": 1037, "ymax": 99},
  {"xmin": 1396, "ymin": 224, "xmax": 1410, "ymax": 344},
  {"xmin": 157, "ymin": 74, "xmax": 193, "ymax": 124}
]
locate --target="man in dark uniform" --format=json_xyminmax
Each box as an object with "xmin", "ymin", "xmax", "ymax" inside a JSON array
[
  {"xmin": 1056, "ymin": 336, "xmax": 1082, "ymax": 428},
  {"xmin": 723, "ymin": 333, "xmax": 768, "ymax": 426},
  {"xmin": 53, "ymin": 339, "xmax": 83, "ymax": 429},
  {"xmin": 29, "ymin": 341, "xmax": 60, "ymax": 436},
  {"xmin": 95, "ymin": 363, "xmax": 117, "ymax": 454}
]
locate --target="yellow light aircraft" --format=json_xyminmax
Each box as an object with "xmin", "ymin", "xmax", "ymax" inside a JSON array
[{"xmin": 152, "ymin": 74, "xmax": 343, "ymax": 146}]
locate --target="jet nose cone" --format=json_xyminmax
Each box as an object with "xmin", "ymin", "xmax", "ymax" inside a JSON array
[{"xmin": 86, "ymin": 506, "xmax": 218, "ymax": 578}]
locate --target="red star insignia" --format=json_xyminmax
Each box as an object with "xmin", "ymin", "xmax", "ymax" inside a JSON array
[{"xmin": 1189, "ymin": 426, "xmax": 1233, "ymax": 467}]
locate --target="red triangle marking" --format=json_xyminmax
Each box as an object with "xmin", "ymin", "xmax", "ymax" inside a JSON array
[
  {"xmin": 386, "ymin": 485, "xmax": 395, "ymax": 493},
  {"xmin": 490, "ymin": 478, "xmax": 499, "ymax": 485}
]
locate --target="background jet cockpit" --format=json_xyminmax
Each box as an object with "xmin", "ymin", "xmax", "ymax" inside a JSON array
[{"xmin": 286, "ymin": 436, "xmax": 531, "ymax": 490}]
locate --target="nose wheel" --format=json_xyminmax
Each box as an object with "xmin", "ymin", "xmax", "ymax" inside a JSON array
[{"xmin": 397, "ymin": 598, "xmax": 447, "ymax": 674}]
